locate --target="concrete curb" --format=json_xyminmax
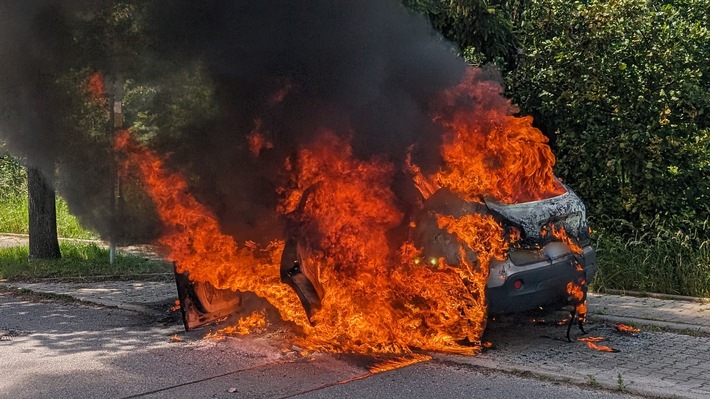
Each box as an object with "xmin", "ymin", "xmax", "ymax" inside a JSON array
[
  {"xmin": 588, "ymin": 313, "xmax": 710, "ymax": 335},
  {"xmin": 595, "ymin": 288, "xmax": 710, "ymax": 304},
  {"xmin": 1, "ymin": 284, "xmax": 169, "ymax": 316},
  {"xmin": 62, "ymin": 294, "xmax": 168, "ymax": 316}
]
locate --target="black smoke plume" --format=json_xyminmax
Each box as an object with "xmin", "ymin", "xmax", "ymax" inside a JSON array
[{"xmin": 0, "ymin": 0, "xmax": 504, "ymax": 245}]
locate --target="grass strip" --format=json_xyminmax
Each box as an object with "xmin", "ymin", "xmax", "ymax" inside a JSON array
[
  {"xmin": 0, "ymin": 196, "xmax": 97, "ymax": 239},
  {"xmin": 591, "ymin": 232, "xmax": 710, "ymax": 298},
  {"xmin": 0, "ymin": 241, "xmax": 171, "ymax": 280}
]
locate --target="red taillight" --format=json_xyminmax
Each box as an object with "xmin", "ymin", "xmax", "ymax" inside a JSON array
[{"xmin": 513, "ymin": 279, "xmax": 524, "ymax": 290}]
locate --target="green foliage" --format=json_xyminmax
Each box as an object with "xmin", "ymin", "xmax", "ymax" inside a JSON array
[
  {"xmin": 402, "ymin": 0, "xmax": 520, "ymax": 68},
  {"xmin": 0, "ymin": 241, "xmax": 170, "ymax": 280},
  {"xmin": 56, "ymin": 199, "xmax": 98, "ymax": 239},
  {"xmin": 617, "ymin": 373, "xmax": 627, "ymax": 392},
  {"xmin": 0, "ymin": 154, "xmax": 26, "ymax": 200},
  {"xmin": 123, "ymin": 61, "xmax": 218, "ymax": 144},
  {"xmin": 591, "ymin": 227, "xmax": 709, "ymax": 297},
  {"xmin": 0, "ymin": 196, "xmax": 28, "ymax": 234},
  {"xmin": 508, "ymin": 0, "xmax": 710, "ymax": 239}
]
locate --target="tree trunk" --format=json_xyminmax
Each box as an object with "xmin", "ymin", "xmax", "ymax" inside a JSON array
[{"xmin": 27, "ymin": 166, "xmax": 61, "ymax": 260}]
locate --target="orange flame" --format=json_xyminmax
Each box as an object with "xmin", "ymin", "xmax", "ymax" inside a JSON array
[
  {"xmin": 205, "ymin": 309, "xmax": 268, "ymax": 339},
  {"xmin": 555, "ymin": 227, "xmax": 586, "ymax": 323},
  {"xmin": 237, "ymin": 309, "xmax": 268, "ymax": 334},
  {"xmin": 431, "ymin": 69, "xmax": 565, "ymax": 204},
  {"xmin": 114, "ymin": 130, "xmax": 311, "ymax": 330},
  {"xmin": 116, "ymin": 130, "xmax": 500, "ymax": 354},
  {"xmin": 247, "ymin": 119, "xmax": 274, "ymax": 157},
  {"xmin": 548, "ymin": 224, "xmax": 583, "ymax": 255},
  {"xmin": 278, "ymin": 132, "xmax": 502, "ymax": 354},
  {"xmin": 567, "ymin": 281, "xmax": 588, "ymax": 318},
  {"xmin": 115, "ymin": 67, "xmax": 572, "ymax": 357},
  {"xmin": 577, "ymin": 336, "xmax": 619, "ymax": 352},
  {"xmin": 613, "ymin": 323, "xmax": 640, "ymax": 334},
  {"xmin": 86, "ymin": 72, "xmax": 106, "ymax": 105},
  {"xmin": 565, "ymin": 255, "xmax": 587, "ymax": 322},
  {"xmin": 369, "ymin": 354, "xmax": 432, "ymax": 374},
  {"xmin": 405, "ymin": 150, "xmax": 438, "ymax": 200}
]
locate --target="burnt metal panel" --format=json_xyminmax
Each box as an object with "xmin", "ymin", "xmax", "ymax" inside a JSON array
[
  {"xmin": 173, "ymin": 266, "xmax": 242, "ymax": 331},
  {"xmin": 279, "ymin": 238, "xmax": 322, "ymax": 323},
  {"xmin": 484, "ymin": 184, "xmax": 588, "ymax": 240}
]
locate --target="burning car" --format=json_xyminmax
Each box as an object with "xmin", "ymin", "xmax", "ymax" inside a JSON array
[
  {"xmin": 118, "ymin": 68, "xmax": 595, "ymax": 353},
  {"xmin": 484, "ymin": 186, "xmax": 596, "ymax": 314},
  {"xmin": 280, "ymin": 181, "xmax": 596, "ymax": 321},
  {"xmin": 412, "ymin": 185, "xmax": 595, "ymax": 315}
]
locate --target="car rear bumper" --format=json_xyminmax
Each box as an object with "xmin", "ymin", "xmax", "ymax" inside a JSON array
[{"xmin": 486, "ymin": 245, "xmax": 596, "ymax": 314}]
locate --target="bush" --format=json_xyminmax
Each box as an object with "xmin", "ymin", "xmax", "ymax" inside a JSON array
[
  {"xmin": 508, "ymin": 0, "xmax": 709, "ymax": 239},
  {"xmin": 402, "ymin": 0, "xmax": 520, "ymax": 68}
]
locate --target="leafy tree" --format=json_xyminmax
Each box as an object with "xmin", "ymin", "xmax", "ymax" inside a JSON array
[
  {"xmin": 402, "ymin": 0, "xmax": 520, "ymax": 69},
  {"xmin": 0, "ymin": 0, "xmax": 159, "ymax": 248},
  {"xmin": 508, "ymin": 0, "xmax": 709, "ymax": 239}
]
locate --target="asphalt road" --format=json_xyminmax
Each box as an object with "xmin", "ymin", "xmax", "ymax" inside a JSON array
[{"xmin": 0, "ymin": 292, "xmax": 643, "ymax": 399}]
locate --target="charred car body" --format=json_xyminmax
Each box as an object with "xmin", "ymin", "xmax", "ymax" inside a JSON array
[
  {"xmin": 284, "ymin": 183, "xmax": 595, "ymax": 317},
  {"xmin": 175, "ymin": 183, "xmax": 595, "ymax": 330},
  {"xmin": 483, "ymin": 186, "xmax": 595, "ymax": 314},
  {"xmin": 410, "ymin": 184, "xmax": 595, "ymax": 315}
]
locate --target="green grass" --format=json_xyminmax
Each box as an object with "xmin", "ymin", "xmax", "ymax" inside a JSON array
[
  {"xmin": 55, "ymin": 198, "xmax": 97, "ymax": 239},
  {"xmin": 0, "ymin": 196, "xmax": 97, "ymax": 239},
  {"xmin": 0, "ymin": 197, "xmax": 27, "ymax": 234},
  {"xmin": 0, "ymin": 242, "xmax": 171, "ymax": 280},
  {"xmin": 591, "ymin": 230, "xmax": 710, "ymax": 298},
  {"xmin": 1, "ymin": 155, "xmax": 96, "ymax": 238}
]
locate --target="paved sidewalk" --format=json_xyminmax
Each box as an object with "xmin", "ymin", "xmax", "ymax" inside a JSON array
[
  {"xmin": 588, "ymin": 292, "xmax": 710, "ymax": 334},
  {"xmin": 0, "ymin": 233, "xmax": 162, "ymax": 259},
  {"xmin": 6, "ymin": 280, "xmax": 708, "ymax": 334},
  {"xmin": 4, "ymin": 280, "xmax": 177, "ymax": 315},
  {"xmin": 0, "ymin": 234, "xmax": 26, "ymax": 248}
]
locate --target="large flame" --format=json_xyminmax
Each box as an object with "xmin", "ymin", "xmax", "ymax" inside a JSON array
[
  {"xmin": 114, "ymin": 131, "xmax": 311, "ymax": 329},
  {"xmin": 430, "ymin": 69, "xmax": 565, "ymax": 204},
  {"xmin": 115, "ymin": 67, "xmax": 570, "ymax": 356}
]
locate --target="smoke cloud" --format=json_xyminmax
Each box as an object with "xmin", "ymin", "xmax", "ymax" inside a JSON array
[{"xmin": 0, "ymin": 0, "xmax": 506, "ymax": 244}]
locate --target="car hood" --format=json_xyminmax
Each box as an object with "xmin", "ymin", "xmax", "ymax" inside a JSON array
[{"xmin": 484, "ymin": 184, "xmax": 589, "ymax": 243}]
